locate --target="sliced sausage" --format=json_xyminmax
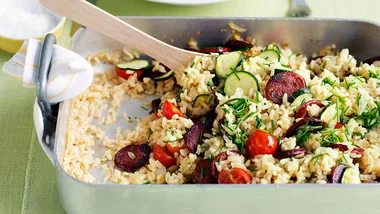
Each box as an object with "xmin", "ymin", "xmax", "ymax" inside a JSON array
[
  {"xmin": 351, "ymin": 147, "xmax": 364, "ymax": 155},
  {"xmin": 200, "ymin": 47, "xmax": 231, "ymax": 54},
  {"xmin": 210, "ymin": 151, "xmax": 240, "ymax": 178},
  {"xmin": 265, "ymin": 72, "xmax": 306, "ymax": 104},
  {"xmin": 285, "ymin": 117, "xmax": 326, "ymax": 137},
  {"xmin": 273, "ymin": 148, "xmax": 306, "ymax": 159},
  {"xmin": 193, "ymin": 159, "xmax": 214, "ymax": 184},
  {"xmin": 151, "ymin": 98, "xmax": 161, "ymax": 113},
  {"xmin": 224, "ymin": 40, "xmax": 253, "ymax": 50},
  {"xmin": 184, "ymin": 112, "xmax": 216, "ymax": 153},
  {"xmin": 327, "ymin": 144, "xmax": 349, "ymax": 152},
  {"xmin": 330, "ymin": 164, "xmax": 348, "ymax": 183},
  {"xmin": 296, "ymin": 100, "xmax": 325, "ymax": 119},
  {"xmin": 114, "ymin": 144, "xmax": 151, "ymax": 172}
]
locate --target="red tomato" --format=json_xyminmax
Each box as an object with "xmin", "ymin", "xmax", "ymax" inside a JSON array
[
  {"xmin": 334, "ymin": 122, "xmax": 344, "ymax": 129},
  {"xmin": 218, "ymin": 168, "xmax": 252, "ymax": 184},
  {"xmin": 162, "ymin": 100, "xmax": 184, "ymax": 119},
  {"xmin": 166, "ymin": 143, "xmax": 183, "ymax": 155},
  {"xmin": 153, "ymin": 144, "xmax": 176, "ymax": 167},
  {"xmin": 246, "ymin": 130, "xmax": 278, "ymax": 157},
  {"xmin": 115, "ymin": 67, "xmax": 143, "ymax": 80}
]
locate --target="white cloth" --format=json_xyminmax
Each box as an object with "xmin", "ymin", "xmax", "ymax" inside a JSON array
[{"xmin": 2, "ymin": 39, "xmax": 93, "ymax": 104}]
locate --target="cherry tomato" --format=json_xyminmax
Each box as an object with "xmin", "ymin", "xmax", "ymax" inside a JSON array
[
  {"xmin": 218, "ymin": 168, "xmax": 252, "ymax": 184},
  {"xmin": 115, "ymin": 67, "xmax": 143, "ymax": 80},
  {"xmin": 334, "ymin": 122, "xmax": 344, "ymax": 129},
  {"xmin": 162, "ymin": 100, "xmax": 184, "ymax": 119},
  {"xmin": 246, "ymin": 130, "xmax": 278, "ymax": 157},
  {"xmin": 153, "ymin": 144, "xmax": 176, "ymax": 167},
  {"xmin": 166, "ymin": 142, "xmax": 183, "ymax": 155}
]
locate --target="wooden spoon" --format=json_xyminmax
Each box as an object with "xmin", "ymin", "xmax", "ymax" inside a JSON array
[{"xmin": 40, "ymin": 0, "xmax": 202, "ymax": 71}]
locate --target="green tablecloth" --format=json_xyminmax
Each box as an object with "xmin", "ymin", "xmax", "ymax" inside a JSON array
[{"xmin": 0, "ymin": 0, "xmax": 378, "ymax": 213}]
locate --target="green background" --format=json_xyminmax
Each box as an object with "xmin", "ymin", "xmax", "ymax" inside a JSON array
[{"xmin": 0, "ymin": 0, "xmax": 379, "ymax": 213}]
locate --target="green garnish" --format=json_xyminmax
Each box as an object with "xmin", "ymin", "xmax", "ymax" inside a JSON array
[
  {"xmin": 255, "ymin": 116, "xmax": 264, "ymax": 129},
  {"xmin": 177, "ymin": 89, "xmax": 182, "ymax": 103},
  {"xmin": 190, "ymin": 61, "xmax": 195, "ymax": 68},
  {"xmin": 311, "ymin": 153, "xmax": 326, "ymax": 165},
  {"xmin": 143, "ymin": 181, "xmax": 150, "ymax": 184},
  {"xmin": 141, "ymin": 106, "xmax": 149, "ymax": 111},
  {"xmin": 148, "ymin": 128, "xmax": 153, "ymax": 139},
  {"xmin": 200, "ymin": 167, "xmax": 204, "ymax": 179},
  {"xmin": 322, "ymin": 78, "xmax": 335, "ymax": 88},
  {"xmin": 307, "ymin": 172, "xmax": 315, "ymax": 182}
]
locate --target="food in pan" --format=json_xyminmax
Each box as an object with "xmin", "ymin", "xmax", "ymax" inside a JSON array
[{"xmin": 64, "ymin": 35, "xmax": 380, "ymax": 184}]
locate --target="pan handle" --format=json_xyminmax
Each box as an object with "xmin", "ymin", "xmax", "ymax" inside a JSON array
[{"xmin": 35, "ymin": 34, "xmax": 58, "ymax": 164}]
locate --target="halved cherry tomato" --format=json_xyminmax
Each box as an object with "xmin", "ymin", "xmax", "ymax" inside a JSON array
[
  {"xmin": 115, "ymin": 67, "xmax": 143, "ymax": 80},
  {"xmin": 152, "ymin": 113, "xmax": 160, "ymax": 120},
  {"xmin": 334, "ymin": 122, "xmax": 344, "ymax": 129},
  {"xmin": 246, "ymin": 130, "xmax": 278, "ymax": 157},
  {"xmin": 218, "ymin": 167, "xmax": 252, "ymax": 184},
  {"xmin": 153, "ymin": 144, "xmax": 176, "ymax": 167},
  {"xmin": 162, "ymin": 100, "xmax": 185, "ymax": 119},
  {"xmin": 166, "ymin": 143, "xmax": 183, "ymax": 155}
]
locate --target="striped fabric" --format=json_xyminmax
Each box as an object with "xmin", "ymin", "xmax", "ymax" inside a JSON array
[{"xmin": 2, "ymin": 39, "xmax": 93, "ymax": 104}]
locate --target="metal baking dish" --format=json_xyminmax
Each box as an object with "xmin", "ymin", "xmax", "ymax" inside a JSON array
[{"xmin": 34, "ymin": 17, "xmax": 380, "ymax": 214}]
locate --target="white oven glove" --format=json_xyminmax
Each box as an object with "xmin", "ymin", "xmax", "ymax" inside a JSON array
[{"xmin": 2, "ymin": 38, "xmax": 93, "ymax": 104}]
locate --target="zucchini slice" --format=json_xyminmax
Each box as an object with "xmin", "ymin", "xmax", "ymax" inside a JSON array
[
  {"xmin": 341, "ymin": 168, "xmax": 361, "ymax": 184},
  {"xmin": 153, "ymin": 71, "xmax": 174, "ymax": 81},
  {"xmin": 258, "ymin": 50, "xmax": 280, "ymax": 62},
  {"xmin": 193, "ymin": 94, "xmax": 212, "ymax": 107},
  {"xmin": 117, "ymin": 60, "xmax": 151, "ymax": 70},
  {"xmin": 288, "ymin": 88, "xmax": 312, "ymax": 103},
  {"xmin": 216, "ymin": 52, "xmax": 243, "ymax": 78},
  {"xmin": 320, "ymin": 102, "xmax": 337, "ymax": 124},
  {"xmin": 224, "ymin": 71, "xmax": 259, "ymax": 96},
  {"xmin": 274, "ymin": 64, "xmax": 294, "ymax": 74}
]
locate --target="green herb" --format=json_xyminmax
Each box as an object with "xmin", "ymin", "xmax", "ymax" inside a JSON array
[
  {"xmin": 177, "ymin": 89, "xmax": 182, "ymax": 103},
  {"xmin": 344, "ymin": 125, "xmax": 350, "ymax": 141},
  {"xmin": 200, "ymin": 144, "xmax": 209, "ymax": 149},
  {"xmin": 343, "ymin": 77, "xmax": 355, "ymax": 89},
  {"xmin": 348, "ymin": 56, "xmax": 354, "ymax": 64},
  {"xmin": 265, "ymin": 56, "xmax": 269, "ymax": 60},
  {"xmin": 200, "ymin": 167, "xmax": 204, "ymax": 179},
  {"xmin": 216, "ymin": 88, "xmax": 225, "ymax": 95},
  {"xmin": 255, "ymin": 91, "xmax": 260, "ymax": 103},
  {"xmin": 307, "ymin": 172, "xmax": 315, "ymax": 182},
  {"xmin": 207, "ymin": 81, "xmax": 213, "ymax": 91},
  {"xmin": 222, "ymin": 108, "xmax": 230, "ymax": 114},
  {"xmin": 341, "ymin": 154, "xmax": 348, "ymax": 163},
  {"xmin": 368, "ymin": 69, "xmax": 379, "ymax": 79},
  {"xmin": 230, "ymin": 67, "xmax": 241, "ymax": 80},
  {"xmin": 184, "ymin": 71, "xmax": 188, "ymax": 75},
  {"xmin": 208, "ymin": 95, "xmax": 213, "ymax": 104},
  {"xmin": 141, "ymin": 106, "xmax": 149, "ymax": 111},
  {"xmin": 201, "ymin": 116, "xmax": 206, "ymax": 121},
  {"xmin": 299, "ymin": 159, "xmax": 306, "ymax": 167},
  {"xmin": 322, "ymin": 78, "xmax": 335, "ymax": 88},
  {"xmin": 322, "ymin": 60, "xmax": 328, "ymax": 70},
  {"xmin": 199, "ymin": 131, "xmax": 203, "ymax": 143},
  {"xmin": 143, "ymin": 181, "xmax": 150, "ymax": 184},
  {"xmin": 271, "ymin": 120, "xmax": 275, "ymax": 132},
  {"xmin": 148, "ymin": 128, "xmax": 153, "ymax": 139},
  {"xmin": 356, "ymin": 94, "xmax": 361, "ymax": 106},
  {"xmin": 177, "ymin": 164, "xmax": 181, "ymax": 169},
  {"xmin": 255, "ymin": 116, "xmax": 264, "ymax": 128},
  {"xmin": 158, "ymin": 102, "xmax": 163, "ymax": 110},
  {"xmin": 354, "ymin": 101, "xmax": 380, "ymax": 130},
  {"xmin": 311, "ymin": 153, "xmax": 326, "ymax": 165},
  {"xmin": 295, "ymin": 123, "xmax": 312, "ymax": 147},
  {"xmin": 359, "ymin": 61, "xmax": 363, "ymax": 67},
  {"xmin": 190, "ymin": 61, "xmax": 195, "ymax": 68},
  {"xmin": 353, "ymin": 131, "xmax": 364, "ymax": 138},
  {"xmin": 210, "ymin": 154, "xmax": 214, "ymax": 162},
  {"xmin": 319, "ymin": 129, "xmax": 343, "ymax": 146},
  {"xmin": 221, "ymin": 98, "xmax": 249, "ymax": 117},
  {"xmin": 296, "ymin": 53, "xmax": 301, "ymax": 57},
  {"xmin": 243, "ymin": 112, "xmax": 256, "ymax": 121},
  {"xmin": 353, "ymin": 75, "xmax": 365, "ymax": 83}
]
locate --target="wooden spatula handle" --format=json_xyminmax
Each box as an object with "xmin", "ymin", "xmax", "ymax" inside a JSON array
[{"xmin": 40, "ymin": 0, "xmax": 200, "ymax": 71}]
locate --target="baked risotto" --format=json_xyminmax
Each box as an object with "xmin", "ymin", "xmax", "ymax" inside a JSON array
[{"xmin": 64, "ymin": 38, "xmax": 380, "ymax": 185}]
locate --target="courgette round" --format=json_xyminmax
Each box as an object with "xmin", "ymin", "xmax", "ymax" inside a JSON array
[
  {"xmin": 153, "ymin": 71, "xmax": 174, "ymax": 81},
  {"xmin": 288, "ymin": 88, "xmax": 312, "ymax": 103},
  {"xmin": 224, "ymin": 71, "xmax": 260, "ymax": 96},
  {"xmin": 216, "ymin": 51, "xmax": 243, "ymax": 78},
  {"xmin": 117, "ymin": 60, "xmax": 151, "ymax": 70},
  {"xmin": 193, "ymin": 94, "xmax": 212, "ymax": 107},
  {"xmin": 320, "ymin": 102, "xmax": 337, "ymax": 124},
  {"xmin": 258, "ymin": 50, "xmax": 280, "ymax": 62}
]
